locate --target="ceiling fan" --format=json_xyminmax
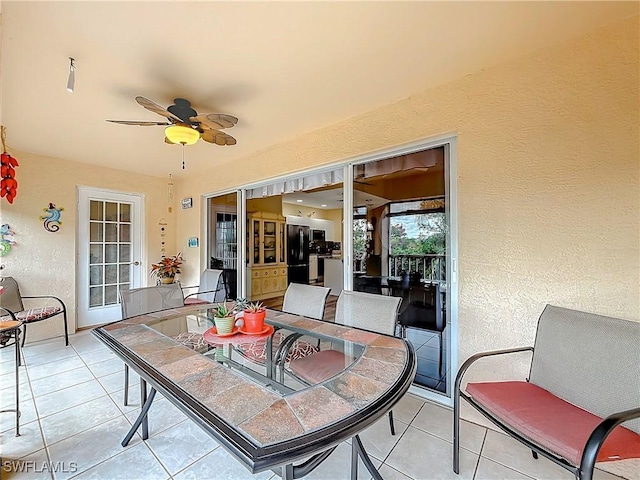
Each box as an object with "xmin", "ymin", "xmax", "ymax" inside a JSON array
[{"xmin": 107, "ymin": 96, "xmax": 238, "ymax": 146}]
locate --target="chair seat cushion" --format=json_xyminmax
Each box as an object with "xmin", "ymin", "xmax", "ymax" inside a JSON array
[
  {"xmin": 289, "ymin": 349, "xmax": 355, "ymax": 384},
  {"xmin": 0, "ymin": 306, "xmax": 63, "ymax": 323},
  {"xmin": 184, "ymin": 298, "xmax": 211, "ymax": 305},
  {"xmin": 234, "ymin": 332, "xmax": 319, "ymax": 365},
  {"xmin": 466, "ymin": 381, "xmax": 640, "ymax": 465}
]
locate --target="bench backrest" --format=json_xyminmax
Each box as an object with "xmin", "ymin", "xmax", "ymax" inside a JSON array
[{"xmin": 529, "ymin": 305, "xmax": 640, "ymax": 434}]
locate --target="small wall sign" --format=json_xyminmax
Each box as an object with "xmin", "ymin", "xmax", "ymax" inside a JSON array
[
  {"xmin": 188, "ymin": 237, "xmax": 199, "ymax": 248},
  {"xmin": 181, "ymin": 197, "xmax": 193, "ymax": 209}
]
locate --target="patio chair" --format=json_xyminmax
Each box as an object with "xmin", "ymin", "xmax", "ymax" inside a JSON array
[
  {"xmin": 0, "ymin": 276, "xmax": 68, "ymax": 347},
  {"xmin": 182, "ymin": 268, "xmax": 227, "ymax": 305},
  {"xmin": 286, "ymin": 290, "xmax": 402, "ymax": 435},
  {"xmin": 234, "ymin": 283, "xmax": 330, "ymax": 373},
  {"xmin": 119, "ymin": 283, "xmax": 186, "ymax": 405}
]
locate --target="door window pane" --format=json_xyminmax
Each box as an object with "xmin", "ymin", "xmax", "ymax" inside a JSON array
[
  {"xmin": 119, "ymin": 224, "xmax": 130, "ymax": 242},
  {"xmin": 120, "ymin": 203, "xmax": 131, "ymax": 222},
  {"xmin": 90, "ymin": 266, "xmax": 103, "ymax": 285},
  {"xmin": 105, "ymin": 244, "xmax": 118, "ymax": 263},
  {"xmin": 89, "ymin": 287, "xmax": 103, "ymax": 307},
  {"xmin": 90, "ymin": 201, "xmax": 103, "ymax": 221},
  {"xmin": 90, "ymin": 223, "xmax": 103, "ymax": 242},
  {"xmin": 119, "ymin": 244, "xmax": 131, "ymax": 262},
  {"xmin": 119, "ymin": 265, "xmax": 130, "ymax": 283},
  {"xmin": 105, "ymin": 202, "xmax": 118, "ymax": 221},
  {"xmin": 90, "ymin": 245, "xmax": 103, "ymax": 264},
  {"xmin": 105, "ymin": 265, "xmax": 118, "ymax": 284},
  {"xmin": 105, "ymin": 285, "xmax": 118, "ymax": 305},
  {"xmin": 105, "ymin": 223, "xmax": 118, "ymax": 242}
]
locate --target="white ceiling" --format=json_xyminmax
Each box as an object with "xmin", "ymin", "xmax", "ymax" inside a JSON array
[{"xmin": 2, "ymin": 1, "xmax": 637, "ymax": 179}]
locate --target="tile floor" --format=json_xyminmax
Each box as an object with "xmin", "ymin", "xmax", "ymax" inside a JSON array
[{"xmin": 1, "ymin": 331, "xmax": 637, "ymax": 480}]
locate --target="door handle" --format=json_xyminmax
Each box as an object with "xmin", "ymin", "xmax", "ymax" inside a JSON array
[{"xmin": 133, "ymin": 261, "xmax": 141, "ymax": 266}]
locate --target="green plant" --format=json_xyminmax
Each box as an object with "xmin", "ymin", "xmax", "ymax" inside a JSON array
[
  {"xmin": 244, "ymin": 301, "xmax": 265, "ymax": 313},
  {"xmin": 150, "ymin": 253, "xmax": 183, "ymax": 279},
  {"xmin": 210, "ymin": 299, "xmax": 247, "ymax": 318}
]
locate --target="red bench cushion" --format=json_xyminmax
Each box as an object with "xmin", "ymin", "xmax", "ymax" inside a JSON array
[
  {"xmin": 0, "ymin": 306, "xmax": 62, "ymax": 323},
  {"xmin": 466, "ymin": 381, "xmax": 640, "ymax": 465}
]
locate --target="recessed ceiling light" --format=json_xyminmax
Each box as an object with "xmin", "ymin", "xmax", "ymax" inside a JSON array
[
  {"xmin": 296, "ymin": 199, "xmax": 303, "ymax": 203},
  {"xmin": 321, "ymin": 204, "xmax": 327, "ymax": 207}
]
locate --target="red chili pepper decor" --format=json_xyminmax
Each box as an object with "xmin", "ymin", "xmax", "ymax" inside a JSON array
[{"xmin": 0, "ymin": 127, "xmax": 18, "ymax": 204}]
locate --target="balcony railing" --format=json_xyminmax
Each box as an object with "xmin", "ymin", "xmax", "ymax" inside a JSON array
[{"xmin": 388, "ymin": 254, "xmax": 446, "ymax": 283}]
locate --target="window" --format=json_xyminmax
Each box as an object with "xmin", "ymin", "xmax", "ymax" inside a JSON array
[{"xmin": 214, "ymin": 212, "xmax": 237, "ymax": 269}]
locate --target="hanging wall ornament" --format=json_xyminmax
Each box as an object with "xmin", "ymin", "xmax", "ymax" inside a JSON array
[
  {"xmin": 40, "ymin": 203, "xmax": 64, "ymax": 232},
  {"xmin": 0, "ymin": 224, "xmax": 16, "ymax": 256},
  {"xmin": 0, "ymin": 126, "xmax": 19, "ymax": 204}
]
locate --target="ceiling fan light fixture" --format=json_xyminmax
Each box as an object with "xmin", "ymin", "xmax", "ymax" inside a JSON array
[{"xmin": 165, "ymin": 125, "xmax": 199, "ymax": 145}]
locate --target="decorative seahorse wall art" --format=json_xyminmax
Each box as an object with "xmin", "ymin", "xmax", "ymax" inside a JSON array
[
  {"xmin": 40, "ymin": 203, "xmax": 64, "ymax": 232},
  {"xmin": 0, "ymin": 223, "xmax": 16, "ymax": 256}
]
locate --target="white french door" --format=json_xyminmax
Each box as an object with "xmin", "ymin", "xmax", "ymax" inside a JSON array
[{"xmin": 77, "ymin": 187, "xmax": 143, "ymax": 328}]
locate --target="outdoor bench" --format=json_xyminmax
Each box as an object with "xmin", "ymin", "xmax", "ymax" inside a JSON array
[{"xmin": 453, "ymin": 305, "xmax": 640, "ymax": 480}]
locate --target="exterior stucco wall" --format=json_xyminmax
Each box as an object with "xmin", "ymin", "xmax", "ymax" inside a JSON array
[
  {"xmin": 178, "ymin": 14, "xmax": 640, "ymax": 383},
  {"xmin": 0, "ymin": 152, "xmax": 176, "ymax": 342}
]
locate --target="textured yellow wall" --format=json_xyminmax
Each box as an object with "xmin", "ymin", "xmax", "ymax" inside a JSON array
[
  {"xmin": 178, "ymin": 14, "xmax": 640, "ymax": 374},
  {"xmin": 0, "ymin": 152, "xmax": 176, "ymax": 341}
]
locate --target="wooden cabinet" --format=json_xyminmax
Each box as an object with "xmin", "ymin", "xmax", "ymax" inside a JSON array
[{"xmin": 246, "ymin": 212, "xmax": 287, "ymax": 300}]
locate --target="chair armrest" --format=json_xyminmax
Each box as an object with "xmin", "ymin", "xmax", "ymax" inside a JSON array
[
  {"xmin": 455, "ymin": 346, "xmax": 534, "ymax": 394},
  {"xmin": 580, "ymin": 408, "xmax": 640, "ymax": 478},
  {"xmin": 0, "ymin": 306, "xmax": 18, "ymax": 321},
  {"xmin": 183, "ymin": 288, "xmax": 220, "ymax": 301},
  {"xmin": 21, "ymin": 295, "xmax": 67, "ymax": 311}
]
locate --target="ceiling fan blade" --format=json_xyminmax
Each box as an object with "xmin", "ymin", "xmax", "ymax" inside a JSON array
[
  {"xmin": 164, "ymin": 137, "xmax": 175, "ymax": 144},
  {"xmin": 106, "ymin": 120, "xmax": 169, "ymax": 126},
  {"xmin": 135, "ymin": 96, "xmax": 183, "ymax": 123},
  {"xmin": 191, "ymin": 114, "xmax": 238, "ymax": 130},
  {"xmin": 201, "ymin": 130, "xmax": 237, "ymax": 146}
]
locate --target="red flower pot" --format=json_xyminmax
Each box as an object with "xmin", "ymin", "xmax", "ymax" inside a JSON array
[{"xmin": 243, "ymin": 310, "xmax": 266, "ymax": 333}]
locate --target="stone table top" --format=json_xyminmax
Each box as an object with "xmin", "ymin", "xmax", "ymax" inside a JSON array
[{"xmin": 93, "ymin": 304, "xmax": 416, "ymax": 473}]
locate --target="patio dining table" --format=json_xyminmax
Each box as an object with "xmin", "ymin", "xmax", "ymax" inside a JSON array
[{"xmin": 92, "ymin": 304, "xmax": 416, "ymax": 479}]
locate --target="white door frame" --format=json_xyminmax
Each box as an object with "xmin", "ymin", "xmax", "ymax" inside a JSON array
[{"xmin": 76, "ymin": 186, "xmax": 145, "ymax": 328}]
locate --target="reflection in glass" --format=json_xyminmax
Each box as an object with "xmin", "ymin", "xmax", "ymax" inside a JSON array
[
  {"xmin": 105, "ymin": 244, "xmax": 118, "ymax": 263},
  {"xmin": 105, "ymin": 202, "xmax": 118, "ymax": 222},
  {"xmin": 90, "ymin": 265, "xmax": 103, "ymax": 286},
  {"xmin": 89, "ymin": 287, "xmax": 103, "ymax": 307},
  {"xmin": 105, "ymin": 285, "xmax": 118, "ymax": 305},
  {"xmin": 105, "ymin": 265, "xmax": 118, "ymax": 284},
  {"xmin": 105, "ymin": 223, "xmax": 118, "ymax": 242},
  {"xmin": 119, "ymin": 244, "xmax": 131, "ymax": 262},
  {"xmin": 90, "ymin": 222, "xmax": 103, "ymax": 242},
  {"xmin": 119, "ymin": 265, "xmax": 130, "ymax": 283},
  {"xmin": 120, "ymin": 203, "xmax": 131, "ymax": 222},
  {"xmin": 119, "ymin": 224, "xmax": 130, "ymax": 242},
  {"xmin": 90, "ymin": 244, "xmax": 103, "ymax": 264},
  {"xmin": 90, "ymin": 201, "xmax": 103, "ymax": 221}
]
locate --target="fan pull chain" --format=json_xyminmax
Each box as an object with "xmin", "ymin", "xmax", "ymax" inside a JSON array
[{"xmin": 181, "ymin": 144, "xmax": 186, "ymax": 170}]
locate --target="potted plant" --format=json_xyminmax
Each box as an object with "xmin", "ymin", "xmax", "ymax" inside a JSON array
[
  {"xmin": 242, "ymin": 301, "xmax": 266, "ymax": 333},
  {"xmin": 207, "ymin": 299, "xmax": 247, "ymax": 334},
  {"xmin": 150, "ymin": 253, "xmax": 183, "ymax": 284}
]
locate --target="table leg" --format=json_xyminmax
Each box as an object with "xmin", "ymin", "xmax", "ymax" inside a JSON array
[
  {"xmin": 282, "ymin": 463, "xmax": 294, "ymax": 480},
  {"xmin": 352, "ymin": 435, "xmax": 383, "ymax": 480},
  {"xmin": 121, "ymin": 381, "xmax": 156, "ymax": 447}
]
